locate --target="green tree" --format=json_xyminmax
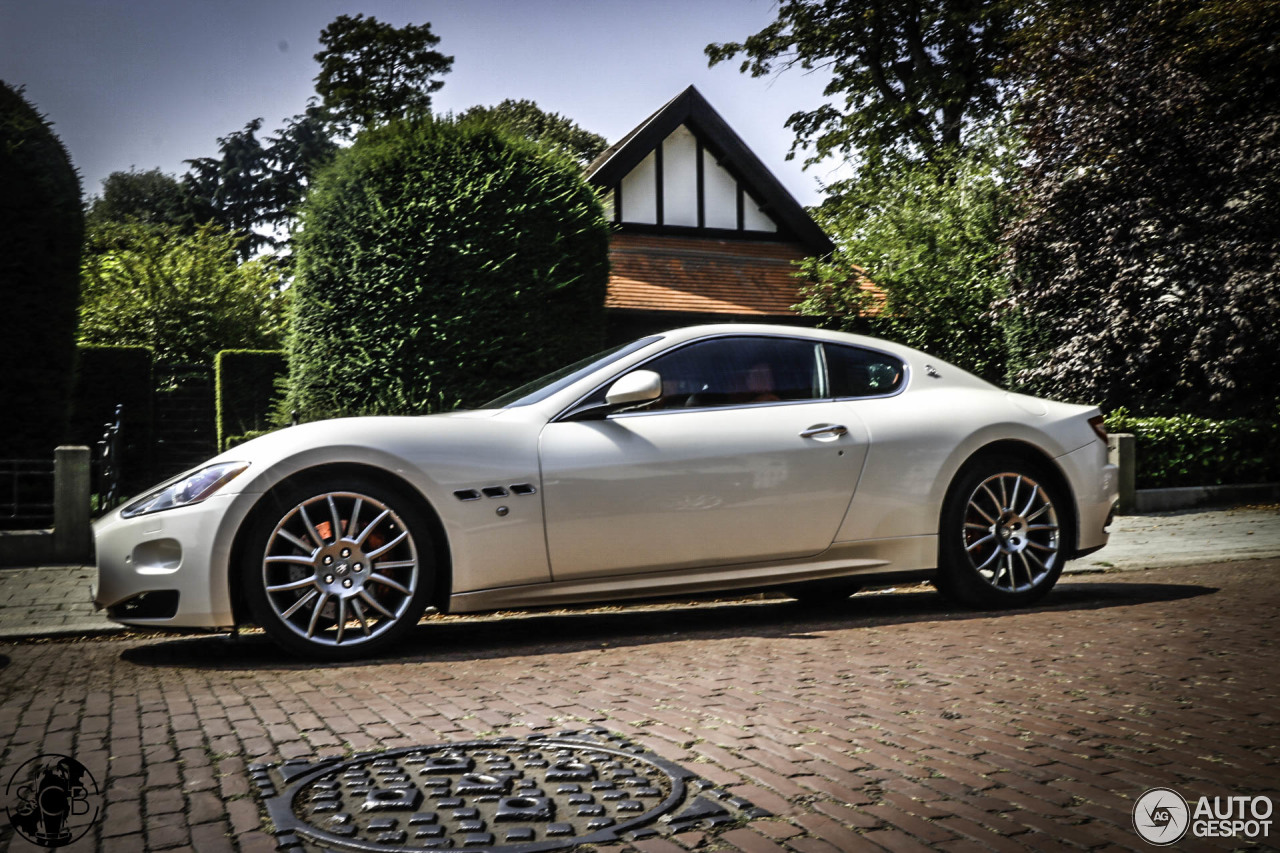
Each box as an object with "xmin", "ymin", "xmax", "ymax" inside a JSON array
[
  {"xmin": 184, "ymin": 14, "xmax": 450, "ymax": 255},
  {"xmin": 184, "ymin": 119, "xmax": 275, "ymax": 257},
  {"xmin": 79, "ymin": 222, "xmax": 286, "ymax": 363},
  {"xmin": 798, "ymin": 133, "xmax": 1015, "ymax": 381},
  {"xmin": 1001, "ymin": 0, "xmax": 1280, "ymax": 417},
  {"xmin": 86, "ymin": 168, "xmax": 214, "ymax": 234},
  {"xmin": 457, "ymin": 99, "xmax": 608, "ymax": 164},
  {"xmin": 0, "ymin": 81, "xmax": 83, "ymax": 458},
  {"xmin": 285, "ymin": 118, "xmax": 609, "ymax": 420},
  {"xmin": 707, "ymin": 0, "xmax": 1017, "ymax": 168},
  {"xmin": 313, "ymin": 14, "xmax": 454, "ymax": 136},
  {"xmin": 184, "ymin": 106, "xmax": 339, "ymax": 259},
  {"xmin": 263, "ymin": 102, "xmax": 339, "ymax": 221}
]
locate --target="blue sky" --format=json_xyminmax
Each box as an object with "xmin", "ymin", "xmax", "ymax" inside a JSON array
[{"xmin": 2, "ymin": 0, "xmax": 841, "ymax": 208}]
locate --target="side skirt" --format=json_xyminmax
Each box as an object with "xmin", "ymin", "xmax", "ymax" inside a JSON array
[{"xmin": 446, "ymin": 535, "xmax": 936, "ymax": 614}]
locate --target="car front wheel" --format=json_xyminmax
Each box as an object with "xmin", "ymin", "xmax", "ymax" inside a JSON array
[
  {"xmin": 937, "ymin": 459, "xmax": 1066, "ymax": 608},
  {"xmin": 242, "ymin": 477, "xmax": 434, "ymax": 659}
]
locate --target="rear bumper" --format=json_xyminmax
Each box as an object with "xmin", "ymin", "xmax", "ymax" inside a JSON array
[{"xmin": 1059, "ymin": 441, "xmax": 1119, "ymax": 557}]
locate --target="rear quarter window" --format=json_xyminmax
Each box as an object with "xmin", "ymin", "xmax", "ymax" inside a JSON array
[{"xmin": 825, "ymin": 344, "xmax": 905, "ymax": 398}]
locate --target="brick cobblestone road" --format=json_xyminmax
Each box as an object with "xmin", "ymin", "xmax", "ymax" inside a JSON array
[{"xmin": 1, "ymin": 559, "xmax": 1277, "ymax": 852}]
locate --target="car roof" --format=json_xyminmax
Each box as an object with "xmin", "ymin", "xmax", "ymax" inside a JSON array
[{"xmin": 654, "ymin": 323, "xmax": 918, "ymax": 360}]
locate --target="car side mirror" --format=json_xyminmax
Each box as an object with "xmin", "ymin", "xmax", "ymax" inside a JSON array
[
  {"xmin": 605, "ymin": 370, "xmax": 662, "ymax": 407},
  {"xmin": 562, "ymin": 370, "xmax": 663, "ymax": 422}
]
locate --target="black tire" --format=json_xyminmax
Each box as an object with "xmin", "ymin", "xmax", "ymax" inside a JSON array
[
  {"xmin": 241, "ymin": 475, "xmax": 435, "ymax": 660},
  {"xmin": 786, "ymin": 579, "xmax": 862, "ymax": 606},
  {"xmin": 936, "ymin": 456, "xmax": 1067, "ymax": 608}
]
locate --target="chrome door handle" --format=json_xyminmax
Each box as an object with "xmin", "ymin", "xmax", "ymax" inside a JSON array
[{"xmin": 800, "ymin": 424, "xmax": 848, "ymax": 439}]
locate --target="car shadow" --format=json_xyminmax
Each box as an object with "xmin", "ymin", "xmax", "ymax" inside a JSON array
[{"xmin": 120, "ymin": 578, "xmax": 1217, "ymax": 671}]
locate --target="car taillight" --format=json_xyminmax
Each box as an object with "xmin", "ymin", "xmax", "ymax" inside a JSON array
[{"xmin": 1088, "ymin": 415, "xmax": 1108, "ymax": 443}]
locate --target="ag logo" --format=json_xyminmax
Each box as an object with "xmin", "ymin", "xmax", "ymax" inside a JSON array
[
  {"xmin": 1133, "ymin": 787, "xmax": 1189, "ymax": 845},
  {"xmin": 5, "ymin": 754, "xmax": 101, "ymax": 848}
]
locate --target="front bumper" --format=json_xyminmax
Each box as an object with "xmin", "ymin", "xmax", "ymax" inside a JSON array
[{"xmin": 93, "ymin": 493, "xmax": 242, "ymax": 629}]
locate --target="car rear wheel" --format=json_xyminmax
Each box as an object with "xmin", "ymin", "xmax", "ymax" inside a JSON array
[
  {"xmin": 242, "ymin": 477, "xmax": 434, "ymax": 659},
  {"xmin": 937, "ymin": 459, "xmax": 1065, "ymax": 608}
]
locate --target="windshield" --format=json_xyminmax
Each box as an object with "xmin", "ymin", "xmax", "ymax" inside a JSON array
[{"xmin": 484, "ymin": 336, "xmax": 661, "ymax": 408}]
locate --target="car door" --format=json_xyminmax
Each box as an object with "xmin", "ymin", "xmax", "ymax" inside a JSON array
[{"xmin": 538, "ymin": 335, "xmax": 869, "ymax": 580}]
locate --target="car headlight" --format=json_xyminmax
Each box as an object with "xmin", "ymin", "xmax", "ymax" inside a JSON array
[{"xmin": 120, "ymin": 462, "xmax": 250, "ymax": 519}]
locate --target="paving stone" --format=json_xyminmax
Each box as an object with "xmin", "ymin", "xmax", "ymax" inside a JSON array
[{"xmin": 1, "ymin": 557, "xmax": 1278, "ymax": 851}]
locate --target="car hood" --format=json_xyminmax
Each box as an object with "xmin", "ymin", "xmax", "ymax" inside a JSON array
[{"xmin": 195, "ymin": 408, "xmax": 539, "ymax": 497}]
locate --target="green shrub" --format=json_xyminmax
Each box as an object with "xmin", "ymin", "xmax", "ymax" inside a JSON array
[
  {"xmin": 67, "ymin": 345, "xmax": 154, "ymax": 494},
  {"xmin": 216, "ymin": 349, "xmax": 286, "ymax": 451},
  {"xmin": 284, "ymin": 117, "xmax": 610, "ymax": 420},
  {"xmin": 223, "ymin": 429, "xmax": 276, "ymax": 450},
  {"xmin": 1106, "ymin": 408, "xmax": 1280, "ymax": 489},
  {"xmin": 79, "ymin": 221, "xmax": 287, "ymax": 364},
  {"xmin": 0, "ymin": 81, "xmax": 84, "ymax": 457}
]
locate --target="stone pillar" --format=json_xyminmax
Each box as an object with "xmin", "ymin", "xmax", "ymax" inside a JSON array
[
  {"xmin": 1108, "ymin": 433, "xmax": 1137, "ymax": 515},
  {"xmin": 53, "ymin": 446, "xmax": 93, "ymax": 563}
]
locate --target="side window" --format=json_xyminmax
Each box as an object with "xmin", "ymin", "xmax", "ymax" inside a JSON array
[
  {"xmin": 633, "ymin": 336, "xmax": 821, "ymax": 411},
  {"xmin": 825, "ymin": 344, "xmax": 905, "ymax": 398}
]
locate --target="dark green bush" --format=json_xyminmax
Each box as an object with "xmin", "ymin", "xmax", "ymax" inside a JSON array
[
  {"xmin": 1106, "ymin": 408, "xmax": 1280, "ymax": 489},
  {"xmin": 223, "ymin": 429, "xmax": 275, "ymax": 450},
  {"xmin": 67, "ymin": 345, "xmax": 154, "ymax": 494},
  {"xmin": 284, "ymin": 117, "xmax": 610, "ymax": 420},
  {"xmin": 0, "ymin": 81, "xmax": 84, "ymax": 457},
  {"xmin": 216, "ymin": 349, "xmax": 286, "ymax": 451}
]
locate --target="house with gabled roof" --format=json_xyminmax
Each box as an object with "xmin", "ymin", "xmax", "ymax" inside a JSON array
[{"xmin": 585, "ymin": 85, "xmax": 835, "ymax": 343}]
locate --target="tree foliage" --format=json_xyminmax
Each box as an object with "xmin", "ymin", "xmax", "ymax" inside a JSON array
[
  {"xmin": 285, "ymin": 118, "xmax": 610, "ymax": 420},
  {"xmin": 184, "ymin": 119, "xmax": 274, "ymax": 256},
  {"xmin": 183, "ymin": 105, "xmax": 338, "ymax": 258},
  {"xmin": 457, "ymin": 99, "xmax": 608, "ymax": 164},
  {"xmin": 184, "ymin": 14, "xmax": 451, "ymax": 255},
  {"xmin": 86, "ymin": 168, "xmax": 213, "ymax": 234},
  {"xmin": 797, "ymin": 133, "xmax": 1015, "ymax": 381},
  {"xmin": 707, "ymin": 0, "xmax": 1017, "ymax": 168},
  {"xmin": 79, "ymin": 222, "xmax": 287, "ymax": 363},
  {"xmin": 313, "ymin": 14, "xmax": 454, "ymax": 135},
  {"xmin": 263, "ymin": 103, "xmax": 339, "ymax": 220},
  {"xmin": 0, "ymin": 81, "xmax": 83, "ymax": 457},
  {"xmin": 1001, "ymin": 0, "xmax": 1280, "ymax": 417}
]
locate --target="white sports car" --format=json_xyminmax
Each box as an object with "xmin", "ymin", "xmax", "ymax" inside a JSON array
[{"xmin": 94, "ymin": 324, "xmax": 1118, "ymax": 658}]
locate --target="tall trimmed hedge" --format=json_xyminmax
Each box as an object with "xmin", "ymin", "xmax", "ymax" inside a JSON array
[
  {"xmin": 1106, "ymin": 409, "xmax": 1280, "ymax": 489},
  {"xmin": 284, "ymin": 117, "xmax": 610, "ymax": 420},
  {"xmin": 1, "ymin": 82, "xmax": 84, "ymax": 457},
  {"xmin": 216, "ymin": 349, "xmax": 286, "ymax": 450}
]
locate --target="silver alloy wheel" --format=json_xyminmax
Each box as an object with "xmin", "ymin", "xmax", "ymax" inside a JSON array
[
  {"xmin": 961, "ymin": 472, "xmax": 1060, "ymax": 592},
  {"xmin": 261, "ymin": 491, "xmax": 420, "ymax": 648}
]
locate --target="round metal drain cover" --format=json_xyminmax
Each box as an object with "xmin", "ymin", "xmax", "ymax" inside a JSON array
[{"xmin": 251, "ymin": 728, "xmax": 768, "ymax": 852}]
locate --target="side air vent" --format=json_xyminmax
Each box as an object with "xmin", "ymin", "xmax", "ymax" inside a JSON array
[
  {"xmin": 510, "ymin": 483, "xmax": 537, "ymax": 496},
  {"xmin": 453, "ymin": 489, "xmax": 482, "ymax": 502},
  {"xmin": 481, "ymin": 487, "xmax": 509, "ymax": 499}
]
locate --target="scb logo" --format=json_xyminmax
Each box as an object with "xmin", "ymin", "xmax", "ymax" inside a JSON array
[
  {"xmin": 1133, "ymin": 787, "xmax": 1190, "ymax": 845},
  {"xmin": 4, "ymin": 754, "xmax": 101, "ymax": 849}
]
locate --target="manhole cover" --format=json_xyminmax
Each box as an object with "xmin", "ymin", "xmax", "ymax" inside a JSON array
[{"xmin": 251, "ymin": 728, "xmax": 769, "ymax": 852}]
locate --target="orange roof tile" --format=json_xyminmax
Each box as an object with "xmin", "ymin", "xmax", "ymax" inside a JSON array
[{"xmin": 605, "ymin": 234, "xmax": 811, "ymax": 316}]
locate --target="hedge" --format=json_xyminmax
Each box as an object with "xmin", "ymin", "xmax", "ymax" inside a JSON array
[
  {"xmin": 1105, "ymin": 409, "xmax": 1280, "ymax": 489},
  {"xmin": 1, "ymin": 82, "xmax": 84, "ymax": 458},
  {"xmin": 284, "ymin": 117, "xmax": 610, "ymax": 421},
  {"xmin": 67, "ymin": 345, "xmax": 154, "ymax": 494},
  {"xmin": 216, "ymin": 349, "xmax": 286, "ymax": 451}
]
